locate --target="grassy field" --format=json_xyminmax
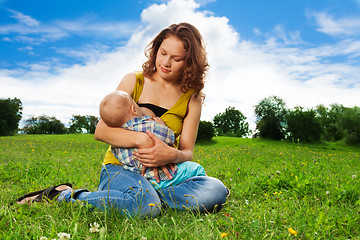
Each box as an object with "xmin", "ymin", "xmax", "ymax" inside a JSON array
[{"xmin": 0, "ymin": 134, "xmax": 359, "ymax": 239}]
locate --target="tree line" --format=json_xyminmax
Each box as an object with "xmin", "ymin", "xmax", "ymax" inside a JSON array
[
  {"xmin": 0, "ymin": 98, "xmax": 99, "ymax": 135},
  {"xmin": 22, "ymin": 115, "xmax": 99, "ymax": 134},
  {"xmin": 2, "ymin": 97, "xmax": 359, "ymax": 146},
  {"xmin": 197, "ymin": 96, "xmax": 360, "ymax": 145}
]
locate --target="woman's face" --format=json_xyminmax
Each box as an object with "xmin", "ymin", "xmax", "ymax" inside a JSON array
[{"xmin": 155, "ymin": 35, "xmax": 186, "ymax": 82}]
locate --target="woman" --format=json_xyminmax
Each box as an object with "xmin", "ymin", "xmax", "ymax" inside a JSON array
[{"xmin": 17, "ymin": 23, "xmax": 227, "ymax": 217}]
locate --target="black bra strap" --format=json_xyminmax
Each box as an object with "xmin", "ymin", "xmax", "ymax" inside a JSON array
[{"xmin": 138, "ymin": 103, "xmax": 168, "ymax": 117}]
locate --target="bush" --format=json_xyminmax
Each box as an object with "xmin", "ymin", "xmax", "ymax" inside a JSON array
[
  {"xmin": 255, "ymin": 117, "xmax": 284, "ymax": 140},
  {"xmin": 254, "ymin": 96, "xmax": 287, "ymax": 140},
  {"xmin": 23, "ymin": 115, "xmax": 67, "ymax": 134},
  {"xmin": 0, "ymin": 98, "xmax": 22, "ymax": 136},
  {"xmin": 286, "ymin": 107, "xmax": 322, "ymax": 143},
  {"xmin": 68, "ymin": 115, "xmax": 99, "ymax": 134},
  {"xmin": 338, "ymin": 107, "xmax": 360, "ymax": 145},
  {"xmin": 196, "ymin": 121, "xmax": 215, "ymax": 141},
  {"xmin": 316, "ymin": 104, "xmax": 344, "ymax": 141},
  {"xmin": 213, "ymin": 106, "xmax": 250, "ymax": 137}
]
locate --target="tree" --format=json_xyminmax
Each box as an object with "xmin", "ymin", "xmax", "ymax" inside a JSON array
[
  {"xmin": 23, "ymin": 115, "xmax": 66, "ymax": 134},
  {"xmin": 338, "ymin": 106, "xmax": 360, "ymax": 145},
  {"xmin": 286, "ymin": 107, "xmax": 322, "ymax": 143},
  {"xmin": 213, "ymin": 106, "xmax": 250, "ymax": 137},
  {"xmin": 196, "ymin": 121, "xmax": 215, "ymax": 141},
  {"xmin": 68, "ymin": 115, "xmax": 99, "ymax": 134},
  {"xmin": 0, "ymin": 98, "xmax": 23, "ymax": 136},
  {"xmin": 254, "ymin": 96, "xmax": 287, "ymax": 140},
  {"xmin": 316, "ymin": 104, "xmax": 344, "ymax": 141}
]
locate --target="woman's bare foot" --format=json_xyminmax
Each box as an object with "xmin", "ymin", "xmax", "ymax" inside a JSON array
[
  {"xmin": 17, "ymin": 184, "xmax": 72, "ymax": 205},
  {"xmin": 17, "ymin": 195, "xmax": 37, "ymax": 205}
]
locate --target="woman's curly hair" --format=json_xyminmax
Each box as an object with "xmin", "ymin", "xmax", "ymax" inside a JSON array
[{"xmin": 142, "ymin": 23, "xmax": 209, "ymax": 98}]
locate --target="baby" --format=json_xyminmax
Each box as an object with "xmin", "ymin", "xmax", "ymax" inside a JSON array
[{"xmin": 99, "ymin": 90, "xmax": 206, "ymax": 189}]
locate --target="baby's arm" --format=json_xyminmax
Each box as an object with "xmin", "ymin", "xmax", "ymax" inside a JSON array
[
  {"xmin": 139, "ymin": 107, "xmax": 165, "ymax": 125},
  {"xmin": 140, "ymin": 107, "xmax": 156, "ymax": 118}
]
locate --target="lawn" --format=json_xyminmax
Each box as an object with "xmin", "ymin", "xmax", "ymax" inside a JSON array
[{"xmin": 0, "ymin": 134, "xmax": 359, "ymax": 239}]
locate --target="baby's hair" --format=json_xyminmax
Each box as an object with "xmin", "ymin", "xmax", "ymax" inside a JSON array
[{"xmin": 99, "ymin": 91, "xmax": 132, "ymax": 127}]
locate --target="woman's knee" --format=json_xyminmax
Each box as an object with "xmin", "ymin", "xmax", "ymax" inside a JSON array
[
  {"xmin": 137, "ymin": 193, "xmax": 162, "ymax": 218},
  {"xmin": 200, "ymin": 176, "xmax": 227, "ymax": 211},
  {"xmin": 158, "ymin": 176, "xmax": 227, "ymax": 213}
]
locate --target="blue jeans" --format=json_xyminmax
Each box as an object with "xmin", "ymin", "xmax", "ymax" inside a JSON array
[{"xmin": 59, "ymin": 164, "xmax": 227, "ymax": 217}]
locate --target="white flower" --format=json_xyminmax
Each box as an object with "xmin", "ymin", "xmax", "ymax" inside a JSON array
[
  {"xmin": 352, "ymin": 175, "xmax": 356, "ymax": 179},
  {"xmin": 58, "ymin": 232, "xmax": 71, "ymax": 240},
  {"xmin": 326, "ymin": 191, "xmax": 330, "ymax": 195},
  {"xmin": 141, "ymin": 237, "xmax": 147, "ymax": 240},
  {"xmin": 90, "ymin": 222, "xmax": 100, "ymax": 233},
  {"xmin": 40, "ymin": 237, "xmax": 48, "ymax": 240}
]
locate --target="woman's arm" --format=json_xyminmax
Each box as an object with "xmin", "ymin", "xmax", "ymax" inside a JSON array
[
  {"xmin": 133, "ymin": 94, "xmax": 202, "ymax": 166},
  {"xmin": 94, "ymin": 73, "xmax": 153, "ymax": 148},
  {"xmin": 175, "ymin": 94, "xmax": 202, "ymax": 162}
]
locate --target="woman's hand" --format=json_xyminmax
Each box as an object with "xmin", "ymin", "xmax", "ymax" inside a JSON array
[
  {"xmin": 134, "ymin": 130, "xmax": 178, "ymax": 181},
  {"xmin": 134, "ymin": 130, "xmax": 178, "ymax": 166}
]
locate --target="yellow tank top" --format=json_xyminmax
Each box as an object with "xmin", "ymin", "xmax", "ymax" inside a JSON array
[{"xmin": 102, "ymin": 72, "xmax": 194, "ymax": 165}]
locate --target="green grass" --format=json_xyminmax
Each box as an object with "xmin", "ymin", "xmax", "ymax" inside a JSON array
[{"xmin": 1, "ymin": 135, "xmax": 359, "ymax": 239}]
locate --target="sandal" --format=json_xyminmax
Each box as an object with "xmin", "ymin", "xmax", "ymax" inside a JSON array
[
  {"xmin": 225, "ymin": 187, "xmax": 231, "ymax": 198},
  {"xmin": 16, "ymin": 183, "xmax": 72, "ymax": 204}
]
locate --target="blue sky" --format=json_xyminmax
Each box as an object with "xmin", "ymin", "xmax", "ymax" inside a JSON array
[{"xmin": 1, "ymin": 0, "xmax": 360, "ymax": 129}]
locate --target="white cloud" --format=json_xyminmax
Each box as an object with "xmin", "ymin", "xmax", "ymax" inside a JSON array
[
  {"xmin": 310, "ymin": 11, "xmax": 360, "ymax": 36},
  {"xmin": 14, "ymin": 35, "xmax": 47, "ymax": 45},
  {"xmin": 2, "ymin": 36, "xmax": 11, "ymax": 42},
  {"xmin": 273, "ymin": 25, "xmax": 304, "ymax": 45},
  {"xmin": 253, "ymin": 28, "xmax": 262, "ymax": 35},
  {"xmin": 7, "ymin": 9, "xmax": 40, "ymax": 26},
  {"xmin": 54, "ymin": 44, "xmax": 111, "ymax": 62},
  {"xmin": 0, "ymin": 23, "xmax": 68, "ymax": 41},
  {"xmin": 1, "ymin": 0, "xmax": 359, "ymax": 131},
  {"xmin": 54, "ymin": 17, "xmax": 137, "ymax": 39},
  {"xmin": 0, "ymin": 11, "xmax": 137, "ymax": 44}
]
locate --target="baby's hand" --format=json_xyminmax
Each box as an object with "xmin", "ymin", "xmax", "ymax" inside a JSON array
[{"xmin": 151, "ymin": 116, "xmax": 165, "ymax": 125}]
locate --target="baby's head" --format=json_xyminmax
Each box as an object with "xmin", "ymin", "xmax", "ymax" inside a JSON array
[{"xmin": 99, "ymin": 90, "xmax": 143, "ymax": 127}]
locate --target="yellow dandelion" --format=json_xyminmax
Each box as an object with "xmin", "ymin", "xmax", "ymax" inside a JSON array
[
  {"xmin": 288, "ymin": 227, "xmax": 297, "ymax": 236},
  {"xmin": 220, "ymin": 232, "xmax": 228, "ymax": 238},
  {"xmin": 148, "ymin": 203, "xmax": 156, "ymax": 207}
]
